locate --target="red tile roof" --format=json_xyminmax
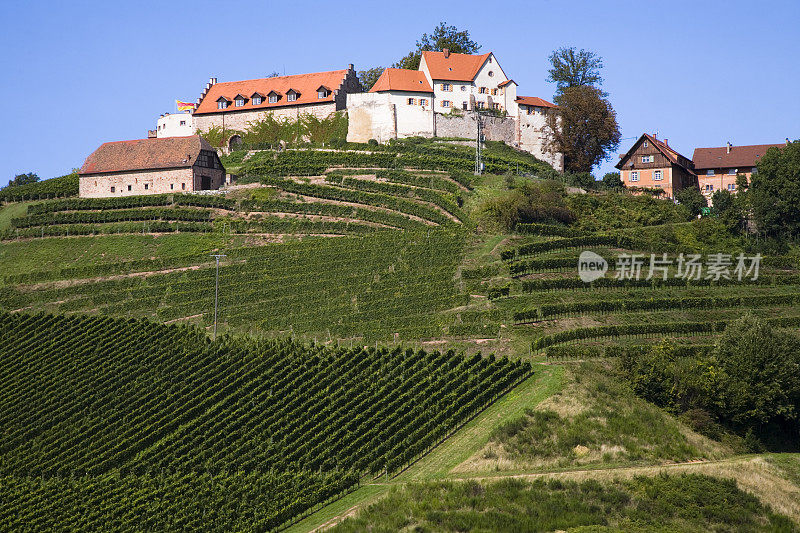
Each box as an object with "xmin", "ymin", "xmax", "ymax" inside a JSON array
[
  {"xmin": 79, "ymin": 136, "xmax": 213, "ymax": 175},
  {"xmin": 616, "ymin": 133, "xmax": 694, "ymax": 173},
  {"xmin": 194, "ymin": 69, "xmax": 350, "ymax": 115},
  {"xmin": 370, "ymin": 68, "xmax": 433, "ymax": 93},
  {"xmin": 421, "ymin": 51, "xmax": 492, "ymax": 82},
  {"xmin": 692, "ymin": 143, "xmax": 786, "ymax": 169},
  {"xmin": 515, "ymin": 96, "xmax": 557, "ymax": 108},
  {"xmin": 498, "ymin": 79, "xmax": 516, "ymax": 88}
]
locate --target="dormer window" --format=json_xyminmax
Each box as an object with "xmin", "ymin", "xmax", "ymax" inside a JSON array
[
  {"xmin": 267, "ymin": 91, "xmax": 280, "ymax": 104},
  {"xmin": 251, "ymin": 93, "xmax": 264, "ymax": 105},
  {"xmin": 234, "ymin": 95, "xmax": 246, "ymax": 107},
  {"xmin": 287, "ymin": 89, "xmax": 299, "ymax": 102},
  {"xmin": 317, "ymin": 86, "xmax": 331, "ymax": 99},
  {"xmin": 216, "ymin": 97, "xmax": 230, "ymax": 110}
]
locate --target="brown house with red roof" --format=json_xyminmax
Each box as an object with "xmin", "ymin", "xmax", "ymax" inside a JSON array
[
  {"xmin": 693, "ymin": 141, "xmax": 789, "ymax": 199},
  {"xmin": 79, "ymin": 136, "xmax": 225, "ymax": 198},
  {"xmin": 616, "ymin": 133, "xmax": 698, "ymax": 198},
  {"xmin": 191, "ymin": 66, "xmax": 362, "ymax": 138}
]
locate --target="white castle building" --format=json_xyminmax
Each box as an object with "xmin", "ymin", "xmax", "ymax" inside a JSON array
[{"xmin": 151, "ymin": 50, "xmax": 563, "ymax": 171}]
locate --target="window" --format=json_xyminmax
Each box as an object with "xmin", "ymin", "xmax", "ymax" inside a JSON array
[
  {"xmin": 127, "ymin": 185, "xmax": 132, "ymax": 191},
  {"xmin": 488, "ymin": 57, "xmax": 492, "ymax": 63},
  {"xmin": 476, "ymin": 101, "xmax": 485, "ymax": 109},
  {"xmin": 287, "ymin": 92, "xmax": 297, "ymax": 102},
  {"xmin": 235, "ymin": 97, "xmax": 245, "ymax": 107},
  {"xmin": 491, "ymin": 103, "xmax": 500, "ymax": 110},
  {"xmin": 217, "ymin": 100, "xmax": 228, "ymax": 110},
  {"xmin": 642, "ymin": 141, "xmax": 648, "ymax": 148},
  {"xmin": 252, "ymin": 96, "xmax": 262, "ymax": 105},
  {"xmin": 653, "ymin": 170, "xmax": 663, "ymax": 180},
  {"xmin": 642, "ymin": 155, "xmax": 654, "ymax": 163},
  {"xmin": 441, "ymin": 100, "xmax": 450, "ymax": 108},
  {"xmin": 419, "ymin": 98, "xmax": 427, "ymax": 106},
  {"xmin": 706, "ymin": 169, "xmax": 715, "ymax": 176},
  {"xmin": 110, "ymin": 186, "xmax": 115, "ymax": 193},
  {"xmin": 491, "ymin": 88, "xmax": 497, "ymax": 95},
  {"xmin": 460, "ymin": 85, "xmax": 467, "ymax": 91},
  {"xmin": 182, "ymin": 183, "xmax": 186, "ymax": 190},
  {"xmin": 407, "ymin": 97, "xmax": 416, "ymax": 105},
  {"xmin": 180, "ymin": 120, "xmax": 186, "ymax": 126},
  {"xmin": 728, "ymin": 168, "xmax": 737, "ymax": 175},
  {"xmin": 728, "ymin": 183, "xmax": 736, "ymax": 190},
  {"xmin": 269, "ymin": 94, "xmax": 278, "ymax": 103},
  {"xmin": 462, "ymin": 101, "xmax": 467, "ymax": 110},
  {"xmin": 630, "ymin": 171, "xmax": 639, "ymax": 182},
  {"xmin": 170, "ymin": 184, "xmax": 174, "ymax": 190},
  {"xmin": 318, "ymin": 89, "xmax": 329, "ymax": 99},
  {"xmin": 144, "ymin": 183, "xmax": 149, "ymax": 190},
  {"xmin": 488, "ymin": 71, "xmax": 494, "ymax": 77},
  {"xmin": 441, "ymin": 83, "xmax": 451, "ymax": 91},
  {"xmin": 479, "ymin": 87, "xmax": 487, "ymax": 94},
  {"xmin": 751, "ymin": 167, "xmax": 758, "ymax": 174},
  {"xmin": 527, "ymin": 106, "xmax": 534, "ymax": 115}
]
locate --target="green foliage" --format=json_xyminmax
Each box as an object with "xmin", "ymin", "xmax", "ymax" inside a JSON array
[
  {"xmin": 0, "ymin": 312, "xmax": 529, "ymax": 529},
  {"xmin": 334, "ymin": 474, "xmax": 793, "ymax": 532},
  {"xmin": 547, "ymin": 86, "xmax": 621, "ymax": 173},
  {"xmin": 5, "ymin": 172, "xmax": 39, "ymax": 188},
  {"xmin": 566, "ymin": 191, "xmax": 693, "ymax": 232},
  {"xmin": 675, "ymin": 186, "xmax": 708, "ymax": 217},
  {"xmin": 477, "ymin": 180, "xmax": 574, "ymax": 231},
  {"xmin": 196, "ymin": 124, "xmax": 233, "ymax": 148},
  {"xmin": 751, "ymin": 140, "xmax": 800, "ymax": 237},
  {"xmin": 547, "ymin": 47, "xmax": 604, "ymax": 94},
  {"xmin": 0, "ymin": 172, "xmax": 78, "ymax": 202},
  {"xmin": 357, "ymin": 66, "xmax": 384, "ymax": 91},
  {"xmin": 602, "ymin": 171, "xmax": 623, "ymax": 189},
  {"xmin": 393, "ymin": 22, "xmax": 481, "ymax": 70}
]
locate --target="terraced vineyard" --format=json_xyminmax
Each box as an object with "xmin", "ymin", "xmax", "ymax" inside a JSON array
[
  {"xmin": 0, "ymin": 312, "xmax": 530, "ymax": 531},
  {"xmin": 0, "ymin": 231, "xmax": 470, "ymax": 342}
]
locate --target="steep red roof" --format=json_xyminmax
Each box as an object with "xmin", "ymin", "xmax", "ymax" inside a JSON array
[
  {"xmin": 194, "ymin": 69, "xmax": 350, "ymax": 115},
  {"xmin": 421, "ymin": 51, "xmax": 491, "ymax": 82},
  {"xmin": 515, "ymin": 96, "xmax": 557, "ymax": 108},
  {"xmin": 498, "ymin": 79, "xmax": 516, "ymax": 88},
  {"xmin": 370, "ymin": 68, "xmax": 433, "ymax": 93},
  {"xmin": 692, "ymin": 143, "xmax": 786, "ymax": 169},
  {"xmin": 616, "ymin": 133, "xmax": 694, "ymax": 173},
  {"xmin": 79, "ymin": 136, "xmax": 213, "ymax": 175}
]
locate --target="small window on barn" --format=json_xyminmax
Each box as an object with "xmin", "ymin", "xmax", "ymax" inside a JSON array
[
  {"xmin": 128, "ymin": 185, "xmax": 132, "ymax": 191},
  {"xmin": 182, "ymin": 183, "xmax": 186, "ymax": 190},
  {"xmin": 110, "ymin": 186, "xmax": 115, "ymax": 193},
  {"xmin": 144, "ymin": 183, "xmax": 149, "ymax": 190},
  {"xmin": 171, "ymin": 184, "xmax": 174, "ymax": 190}
]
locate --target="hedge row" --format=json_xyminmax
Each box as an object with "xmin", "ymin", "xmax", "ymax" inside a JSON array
[
  {"xmin": 238, "ymin": 199, "xmax": 427, "ymax": 230},
  {"xmin": 11, "ymin": 208, "xmax": 212, "ymax": 228},
  {"xmin": 27, "ymin": 195, "xmax": 173, "ymax": 214},
  {"xmin": 501, "ymin": 235, "xmax": 637, "ymax": 261},
  {"xmin": 509, "ymin": 257, "xmax": 577, "ymax": 275},
  {"xmin": 514, "ymin": 293, "xmax": 800, "ymax": 323},
  {"xmin": 2, "ymin": 221, "xmax": 213, "ymax": 239},
  {"xmin": 514, "ymin": 223, "xmax": 582, "ymax": 238},
  {"xmin": 544, "ymin": 344, "xmax": 716, "ymax": 360},
  {"xmin": 521, "ymin": 274, "xmax": 800, "ymax": 293}
]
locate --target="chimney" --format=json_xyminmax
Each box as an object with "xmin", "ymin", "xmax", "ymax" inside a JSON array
[
  {"xmin": 348, "ymin": 63, "xmax": 354, "ymax": 71},
  {"xmin": 210, "ymin": 77, "xmax": 217, "ymax": 85},
  {"xmin": 726, "ymin": 141, "xmax": 732, "ymax": 154},
  {"xmin": 664, "ymin": 139, "xmax": 669, "ymax": 147},
  {"xmin": 443, "ymin": 48, "xmax": 450, "ymax": 58}
]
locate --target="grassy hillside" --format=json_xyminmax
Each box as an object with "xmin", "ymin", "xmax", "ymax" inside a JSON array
[{"xmin": 2, "ymin": 143, "xmax": 799, "ymax": 530}]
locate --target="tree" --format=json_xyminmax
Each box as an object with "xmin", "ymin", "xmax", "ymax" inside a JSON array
[
  {"xmin": 602, "ymin": 171, "xmax": 623, "ymax": 189},
  {"xmin": 547, "ymin": 47, "xmax": 604, "ymax": 94},
  {"xmin": 545, "ymin": 86, "xmax": 620, "ymax": 173},
  {"xmin": 266, "ymin": 71, "xmax": 281, "ymax": 78},
  {"xmin": 358, "ymin": 67, "xmax": 385, "ymax": 91},
  {"xmin": 394, "ymin": 22, "xmax": 481, "ymax": 71},
  {"xmin": 675, "ymin": 186, "xmax": 708, "ymax": 217},
  {"xmin": 714, "ymin": 314, "xmax": 800, "ymax": 428},
  {"xmin": 5, "ymin": 172, "xmax": 39, "ymax": 189},
  {"xmin": 750, "ymin": 141, "xmax": 800, "ymax": 237}
]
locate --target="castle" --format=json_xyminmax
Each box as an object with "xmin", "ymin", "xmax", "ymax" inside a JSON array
[{"xmin": 151, "ymin": 50, "xmax": 564, "ymax": 171}]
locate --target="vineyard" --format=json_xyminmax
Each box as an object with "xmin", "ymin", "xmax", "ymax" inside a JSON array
[{"xmin": 0, "ymin": 312, "xmax": 530, "ymax": 530}]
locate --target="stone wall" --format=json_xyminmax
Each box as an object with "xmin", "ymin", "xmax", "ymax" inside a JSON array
[
  {"xmin": 80, "ymin": 168, "xmax": 195, "ymax": 198},
  {"xmin": 434, "ymin": 111, "xmax": 516, "ymax": 144},
  {"xmin": 346, "ymin": 92, "xmax": 434, "ymax": 143},
  {"xmin": 193, "ymin": 102, "xmax": 338, "ymax": 133},
  {"xmin": 518, "ymin": 111, "xmax": 564, "ymax": 171}
]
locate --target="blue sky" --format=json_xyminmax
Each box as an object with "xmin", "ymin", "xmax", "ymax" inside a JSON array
[{"xmin": 1, "ymin": 0, "xmax": 798, "ymax": 182}]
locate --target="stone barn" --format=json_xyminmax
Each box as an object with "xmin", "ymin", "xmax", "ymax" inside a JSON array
[{"xmin": 79, "ymin": 136, "xmax": 225, "ymax": 198}]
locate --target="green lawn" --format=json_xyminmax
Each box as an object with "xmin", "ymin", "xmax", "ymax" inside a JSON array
[{"xmin": 0, "ymin": 201, "xmax": 33, "ymax": 232}]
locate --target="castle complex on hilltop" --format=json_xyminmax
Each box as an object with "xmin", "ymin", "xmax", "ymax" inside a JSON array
[{"xmin": 148, "ymin": 50, "xmax": 564, "ymax": 171}]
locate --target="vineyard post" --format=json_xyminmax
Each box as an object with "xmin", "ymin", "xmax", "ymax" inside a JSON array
[{"xmin": 210, "ymin": 253, "xmax": 227, "ymax": 341}]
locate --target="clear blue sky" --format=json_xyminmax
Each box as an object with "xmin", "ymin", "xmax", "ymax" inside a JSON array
[{"xmin": 1, "ymin": 0, "xmax": 798, "ymax": 182}]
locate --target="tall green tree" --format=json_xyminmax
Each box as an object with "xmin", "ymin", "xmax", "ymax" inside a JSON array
[
  {"xmin": 394, "ymin": 22, "xmax": 481, "ymax": 71},
  {"xmin": 357, "ymin": 67, "xmax": 385, "ymax": 91},
  {"xmin": 602, "ymin": 171, "xmax": 623, "ymax": 189},
  {"xmin": 5, "ymin": 172, "xmax": 39, "ymax": 189},
  {"xmin": 675, "ymin": 186, "xmax": 708, "ymax": 217},
  {"xmin": 547, "ymin": 47, "xmax": 604, "ymax": 94},
  {"xmin": 750, "ymin": 141, "xmax": 800, "ymax": 237},
  {"xmin": 545, "ymin": 86, "xmax": 620, "ymax": 173}
]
